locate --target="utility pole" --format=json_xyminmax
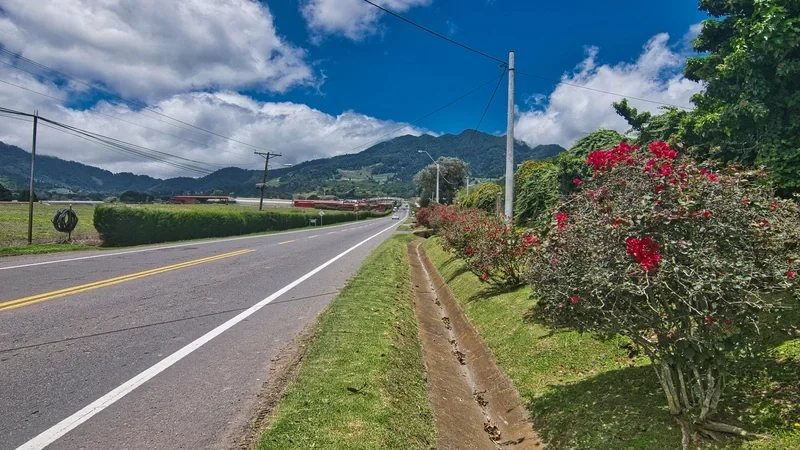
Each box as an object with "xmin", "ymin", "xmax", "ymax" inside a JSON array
[
  {"xmin": 254, "ymin": 151, "xmax": 282, "ymax": 211},
  {"xmin": 504, "ymin": 50, "xmax": 515, "ymax": 220},
  {"xmin": 27, "ymin": 111, "xmax": 38, "ymax": 245},
  {"xmin": 435, "ymin": 162, "xmax": 440, "ymax": 204},
  {"xmin": 466, "ymin": 174, "xmax": 470, "ymax": 195}
]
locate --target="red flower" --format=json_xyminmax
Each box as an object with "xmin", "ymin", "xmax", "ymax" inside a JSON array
[
  {"xmin": 707, "ymin": 173, "xmax": 720, "ymax": 182},
  {"xmin": 480, "ymin": 273, "xmax": 488, "ymax": 282},
  {"xmin": 573, "ymin": 178, "xmax": 582, "ymax": 185},
  {"xmin": 702, "ymin": 211, "xmax": 711, "ymax": 219},
  {"xmin": 466, "ymin": 247, "xmax": 475, "ymax": 256},
  {"xmin": 555, "ymin": 212, "xmax": 568, "ymax": 230},
  {"xmin": 613, "ymin": 218, "xmax": 623, "ymax": 227},
  {"xmin": 770, "ymin": 202, "xmax": 779, "ymax": 210},
  {"xmin": 700, "ymin": 169, "xmax": 708, "ymax": 176},
  {"xmin": 626, "ymin": 236, "xmax": 661, "ymax": 272},
  {"xmin": 742, "ymin": 199, "xmax": 751, "ymax": 206},
  {"xmin": 724, "ymin": 319, "xmax": 732, "ymax": 326},
  {"xmin": 570, "ymin": 296, "xmax": 579, "ymax": 304},
  {"xmin": 789, "ymin": 271, "xmax": 797, "ymax": 279},
  {"xmin": 550, "ymin": 257, "xmax": 559, "ymax": 265},
  {"xmin": 655, "ymin": 185, "xmax": 664, "ymax": 193},
  {"xmin": 619, "ymin": 180, "xmax": 627, "ymax": 186},
  {"xmin": 759, "ymin": 219, "xmax": 771, "ymax": 227},
  {"xmin": 704, "ymin": 315, "xmax": 713, "ymax": 324},
  {"xmin": 649, "ymin": 141, "xmax": 677, "ymax": 159},
  {"xmin": 659, "ymin": 163, "xmax": 673, "ymax": 178}
]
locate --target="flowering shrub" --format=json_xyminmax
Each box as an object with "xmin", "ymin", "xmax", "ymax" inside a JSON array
[
  {"xmin": 415, "ymin": 207, "xmax": 432, "ymax": 228},
  {"xmin": 426, "ymin": 204, "xmax": 538, "ymax": 287},
  {"xmin": 526, "ymin": 141, "xmax": 800, "ymax": 446}
]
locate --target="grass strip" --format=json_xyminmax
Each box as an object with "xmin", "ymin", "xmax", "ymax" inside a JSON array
[
  {"xmin": 423, "ymin": 237, "xmax": 800, "ymax": 450},
  {"xmin": 256, "ymin": 234, "xmax": 435, "ymax": 450}
]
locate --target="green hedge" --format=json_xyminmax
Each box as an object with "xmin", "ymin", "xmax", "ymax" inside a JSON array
[{"xmin": 93, "ymin": 205, "xmax": 387, "ymax": 246}]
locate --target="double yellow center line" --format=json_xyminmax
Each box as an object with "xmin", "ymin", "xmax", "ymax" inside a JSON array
[{"xmin": 0, "ymin": 249, "xmax": 254, "ymax": 312}]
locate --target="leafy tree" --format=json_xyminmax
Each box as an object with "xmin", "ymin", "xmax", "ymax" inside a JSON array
[
  {"xmin": 613, "ymin": 100, "xmax": 689, "ymax": 146},
  {"xmin": 568, "ymin": 128, "xmax": 628, "ymax": 156},
  {"xmin": 413, "ymin": 157, "xmax": 469, "ymax": 204},
  {"xmin": 119, "ymin": 190, "xmax": 153, "ymax": 203},
  {"xmin": 514, "ymin": 161, "xmax": 560, "ymax": 227},
  {"xmin": 0, "ymin": 183, "xmax": 12, "ymax": 201},
  {"xmin": 458, "ymin": 182, "xmax": 503, "ymax": 213},
  {"xmin": 526, "ymin": 142, "xmax": 800, "ymax": 448},
  {"xmin": 683, "ymin": 0, "xmax": 800, "ymax": 192}
]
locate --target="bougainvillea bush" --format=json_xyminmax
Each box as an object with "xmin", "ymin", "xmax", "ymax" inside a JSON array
[
  {"xmin": 426, "ymin": 204, "xmax": 537, "ymax": 287},
  {"xmin": 525, "ymin": 142, "xmax": 800, "ymax": 448}
]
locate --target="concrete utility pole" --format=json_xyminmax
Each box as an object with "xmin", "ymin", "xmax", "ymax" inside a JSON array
[
  {"xmin": 254, "ymin": 151, "xmax": 282, "ymax": 211},
  {"xmin": 466, "ymin": 174, "xmax": 470, "ymax": 195},
  {"xmin": 504, "ymin": 50, "xmax": 515, "ymax": 219},
  {"xmin": 27, "ymin": 111, "xmax": 38, "ymax": 245},
  {"xmin": 435, "ymin": 162, "xmax": 440, "ymax": 204}
]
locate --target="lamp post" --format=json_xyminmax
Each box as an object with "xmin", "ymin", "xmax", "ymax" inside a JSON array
[{"xmin": 418, "ymin": 150, "xmax": 439, "ymax": 204}]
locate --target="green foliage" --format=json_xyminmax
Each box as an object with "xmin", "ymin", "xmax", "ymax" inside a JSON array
[
  {"xmin": 413, "ymin": 157, "xmax": 469, "ymax": 204},
  {"xmin": 568, "ymin": 129, "xmax": 628, "ymax": 157},
  {"xmin": 93, "ymin": 205, "xmax": 383, "ymax": 246},
  {"xmin": 514, "ymin": 161, "xmax": 560, "ymax": 227},
  {"xmin": 458, "ymin": 182, "xmax": 502, "ymax": 213},
  {"xmin": 526, "ymin": 141, "xmax": 800, "ymax": 443},
  {"xmin": 613, "ymin": 99, "xmax": 688, "ymax": 146},
  {"xmin": 0, "ymin": 183, "xmax": 11, "ymax": 201},
  {"xmin": 684, "ymin": 0, "xmax": 800, "ymax": 192}
]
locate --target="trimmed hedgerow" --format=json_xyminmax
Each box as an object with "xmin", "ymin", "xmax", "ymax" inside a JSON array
[{"xmin": 93, "ymin": 206, "xmax": 386, "ymax": 246}]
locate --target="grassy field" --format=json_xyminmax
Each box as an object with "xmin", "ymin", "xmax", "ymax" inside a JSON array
[
  {"xmin": 423, "ymin": 237, "xmax": 800, "ymax": 450},
  {"xmin": 256, "ymin": 234, "xmax": 435, "ymax": 450}
]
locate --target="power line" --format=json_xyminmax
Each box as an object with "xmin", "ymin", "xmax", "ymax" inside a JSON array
[
  {"xmin": 516, "ymin": 70, "xmax": 692, "ymax": 110},
  {"xmin": 0, "ymin": 48, "xmax": 270, "ymax": 152},
  {"xmin": 360, "ymin": 0, "xmax": 506, "ymax": 64},
  {"xmin": 463, "ymin": 67, "xmax": 507, "ymax": 148},
  {"xmin": 357, "ymin": 2, "xmax": 691, "ymax": 111},
  {"xmin": 0, "ymin": 67, "xmax": 257, "ymax": 163},
  {"xmin": 1, "ymin": 106, "xmax": 222, "ymax": 175},
  {"xmin": 340, "ymin": 71, "xmax": 507, "ymax": 155}
]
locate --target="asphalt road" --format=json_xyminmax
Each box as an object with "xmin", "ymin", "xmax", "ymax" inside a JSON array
[{"xmin": 0, "ymin": 212, "xmax": 406, "ymax": 450}]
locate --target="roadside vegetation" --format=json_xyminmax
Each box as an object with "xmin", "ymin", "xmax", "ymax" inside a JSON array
[
  {"xmin": 256, "ymin": 234, "xmax": 435, "ymax": 450},
  {"xmin": 424, "ymin": 239, "xmax": 800, "ymax": 449}
]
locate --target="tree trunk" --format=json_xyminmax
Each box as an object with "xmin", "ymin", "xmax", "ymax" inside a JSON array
[{"xmin": 652, "ymin": 360, "xmax": 756, "ymax": 449}]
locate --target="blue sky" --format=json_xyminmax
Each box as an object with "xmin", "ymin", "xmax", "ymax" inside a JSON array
[
  {"xmin": 267, "ymin": 0, "xmax": 706, "ymax": 134},
  {"xmin": 0, "ymin": 0, "xmax": 707, "ymax": 178}
]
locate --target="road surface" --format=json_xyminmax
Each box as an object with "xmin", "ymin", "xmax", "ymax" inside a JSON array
[{"xmin": 0, "ymin": 212, "xmax": 405, "ymax": 450}]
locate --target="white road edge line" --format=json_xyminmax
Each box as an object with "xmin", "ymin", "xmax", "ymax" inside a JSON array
[
  {"xmin": 16, "ymin": 219, "xmax": 401, "ymax": 450},
  {"xmin": 0, "ymin": 217, "xmax": 388, "ymax": 271}
]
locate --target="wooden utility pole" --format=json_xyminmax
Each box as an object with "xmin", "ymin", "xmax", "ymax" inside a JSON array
[
  {"xmin": 27, "ymin": 111, "xmax": 38, "ymax": 245},
  {"xmin": 254, "ymin": 151, "xmax": 282, "ymax": 211}
]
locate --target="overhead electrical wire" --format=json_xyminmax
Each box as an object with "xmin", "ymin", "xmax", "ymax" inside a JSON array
[
  {"xmin": 1, "ymin": 106, "xmax": 220, "ymax": 175},
  {"xmin": 340, "ymin": 71, "xmax": 507, "ymax": 155},
  {"xmin": 0, "ymin": 66, "xmax": 257, "ymax": 164},
  {"xmin": 0, "ymin": 48, "xmax": 269, "ymax": 152},
  {"xmin": 462, "ymin": 67, "xmax": 507, "ymax": 148},
  {"xmin": 359, "ymin": 0, "xmax": 691, "ymax": 110}
]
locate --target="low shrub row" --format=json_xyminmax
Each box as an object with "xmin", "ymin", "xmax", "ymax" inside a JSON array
[{"xmin": 93, "ymin": 206, "xmax": 387, "ymax": 246}]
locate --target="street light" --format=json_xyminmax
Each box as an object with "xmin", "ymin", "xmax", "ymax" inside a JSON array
[{"xmin": 418, "ymin": 150, "xmax": 439, "ymax": 204}]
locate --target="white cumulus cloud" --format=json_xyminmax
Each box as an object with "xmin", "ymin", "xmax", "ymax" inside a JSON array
[
  {"xmin": 300, "ymin": 0, "xmax": 431, "ymax": 41},
  {"xmin": 514, "ymin": 32, "xmax": 703, "ymax": 150},
  {"xmin": 0, "ymin": 66, "xmax": 425, "ymax": 179},
  {"xmin": 0, "ymin": 0, "xmax": 316, "ymax": 101}
]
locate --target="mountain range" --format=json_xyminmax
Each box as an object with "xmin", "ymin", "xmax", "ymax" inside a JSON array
[{"xmin": 0, "ymin": 130, "xmax": 565, "ymax": 199}]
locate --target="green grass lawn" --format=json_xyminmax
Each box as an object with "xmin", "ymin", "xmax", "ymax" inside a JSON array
[
  {"xmin": 256, "ymin": 234, "xmax": 435, "ymax": 449},
  {"xmin": 0, "ymin": 203, "xmax": 99, "ymax": 246},
  {"xmin": 423, "ymin": 237, "xmax": 800, "ymax": 450}
]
